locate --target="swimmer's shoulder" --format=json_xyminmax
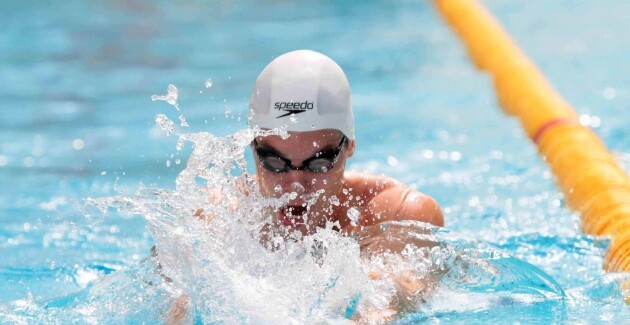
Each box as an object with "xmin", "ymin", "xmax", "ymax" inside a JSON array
[
  {"xmin": 343, "ymin": 171, "xmax": 400, "ymax": 193},
  {"xmin": 343, "ymin": 171, "xmax": 444, "ymax": 227}
]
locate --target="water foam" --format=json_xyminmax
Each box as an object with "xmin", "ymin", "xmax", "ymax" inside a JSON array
[
  {"xmin": 81, "ymin": 114, "xmax": 567, "ymax": 322},
  {"xmin": 1, "ymin": 88, "xmax": 578, "ymax": 324}
]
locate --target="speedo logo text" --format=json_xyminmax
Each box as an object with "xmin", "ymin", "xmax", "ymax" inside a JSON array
[{"xmin": 274, "ymin": 101, "xmax": 314, "ymax": 118}]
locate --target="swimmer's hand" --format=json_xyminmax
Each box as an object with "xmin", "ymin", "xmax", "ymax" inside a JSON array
[
  {"xmin": 364, "ymin": 270, "xmax": 431, "ymax": 319},
  {"xmin": 353, "ymin": 222, "xmax": 443, "ymax": 318},
  {"xmin": 193, "ymin": 184, "xmax": 241, "ymax": 222},
  {"xmin": 165, "ymin": 294, "xmax": 190, "ymax": 325}
]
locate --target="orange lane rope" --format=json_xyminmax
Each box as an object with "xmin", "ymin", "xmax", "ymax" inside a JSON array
[{"xmin": 433, "ymin": 0, "xmax": 630, "ymax": 273}]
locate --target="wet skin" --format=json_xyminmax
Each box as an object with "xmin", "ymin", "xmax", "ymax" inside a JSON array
[{"xmin": 252, "ymin": 129, "xmax": 444, "ymax": 238}]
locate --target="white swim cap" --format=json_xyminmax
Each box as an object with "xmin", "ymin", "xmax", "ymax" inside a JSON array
[{"xmin": 249, "ymin": 50, "xmax": 354, "ymax": 140}]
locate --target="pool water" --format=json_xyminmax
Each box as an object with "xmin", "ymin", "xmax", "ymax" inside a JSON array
[{"xmin": 2, "ymin": 0, "xmax": 630, "ymax": 323}]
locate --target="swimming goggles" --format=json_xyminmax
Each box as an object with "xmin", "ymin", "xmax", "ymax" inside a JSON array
[{"xmin": 253, "ymin": 136, "xmax": 347, "ymax": 173}]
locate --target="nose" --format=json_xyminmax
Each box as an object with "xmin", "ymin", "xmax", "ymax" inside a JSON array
[{"xmin": 279, "ymin": 171, "xmax": 311, "ymax": 194}]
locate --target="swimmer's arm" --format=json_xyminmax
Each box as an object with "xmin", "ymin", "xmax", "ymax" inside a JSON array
[
  {"xmin": 158, "ymin": 178, "xmax": 252, "ymax": 323},
  {"xmin": 193, "ymin": 187, "xmax": 224, "ymax": 222},
  {"xmin": 148, "ymin": 246, "xmax": 191, "ymax": 324}
]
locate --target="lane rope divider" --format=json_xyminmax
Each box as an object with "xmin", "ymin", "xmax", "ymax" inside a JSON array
[{"xmin": 433, "ymin": 0, "xmax": 630, "ymax": 279}]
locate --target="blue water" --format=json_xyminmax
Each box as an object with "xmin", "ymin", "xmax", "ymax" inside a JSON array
[{"xmin": 2, "ymin": 0, "xmax": 630, "ymax": 323}]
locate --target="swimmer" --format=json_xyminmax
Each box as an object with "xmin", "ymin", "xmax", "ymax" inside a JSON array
[
  {"xmin": 166, "ymin": 50, "xmax": 444, "ymax": 323},
  {"xmin": 249, "ymin": 50, "xmax": 443, "ymax": 239}
]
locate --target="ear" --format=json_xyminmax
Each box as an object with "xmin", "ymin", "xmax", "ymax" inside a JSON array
[{"xmin": 346, "ymin": 139, "xmax": 356, "ymax": 158}]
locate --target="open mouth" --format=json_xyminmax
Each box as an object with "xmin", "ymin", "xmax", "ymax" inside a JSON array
[{"xmin": 279, "ymin": 205, "xmax": 307, "ymax": 227}]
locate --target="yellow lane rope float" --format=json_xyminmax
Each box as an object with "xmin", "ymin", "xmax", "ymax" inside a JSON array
[{"xmin": 432, "ymin": 0, "xmax": 630, "ymax": 273}]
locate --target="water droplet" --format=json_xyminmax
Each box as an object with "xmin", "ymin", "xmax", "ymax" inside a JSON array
[
  {"xmin": 155, "ymin": 114, "xmax": 176, "ymax": 135},
  {"xmin": 289, "ymin": 114, "xmax": 298, "ymax": 123},
  {"xmin": 176, "ymin": 137, "xmax": 185, "ymax": 151},
  {"xmin": 205, "ymin": 78, "xmax": 213, "ymax": 88},
  {"xmin": 591, "ymin": 116, "xmax": 601, "ymax": 128},
  {"xmin": 387, "ymin": 156, "xmax": 398, "ymax": 167},
  {"xmin": 347, "ymin": 207, "xmax": 361, "ymax": 226},
  {"xmin": 166, "ymin": 160, "xmax": 171, "ymax": 167},
  {"xmin": 175, "ymin": 159, "xmax": 181, "ymax": 165},
  {"xmin": 602, "ymin": 87, "xmax": 616, "ymax": 100},
  {"xmin": 151, "ymin": 84, "xmax": 180, "ymax": 110},
  {"xmin": 329, "ymin": 196, "xmax": 340, "ymax": 206},
  {"xmin": 101, "ymin": 171, "xmax": 107, "ymax": 176},
  {"xmin": 72, "ymin": 138, "xmax": 85, "ymax": 150},
  {"xmin": 274, "ymin": 185, "xmax": 282, "ymax": 193},
  {"xmin": 291, "ymin": 182, "xmax": 305, "ymax": 194},
  {"xmin": 179, "ymin": 115, "xmax": 189, "ymax": 127},
  {"xmin": 579, "ymin": 114, "xmax": 601, "ymax": 128}
]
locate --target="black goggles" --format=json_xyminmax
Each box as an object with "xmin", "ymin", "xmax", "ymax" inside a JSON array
[{"xmin": 253, "ymin": 135, "xmax": 347, "ymax": 173}]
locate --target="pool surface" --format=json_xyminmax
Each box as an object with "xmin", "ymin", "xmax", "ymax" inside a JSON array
[{"xmin": 1, "ymin": 0, "xmax": 630, "ymax": 323}]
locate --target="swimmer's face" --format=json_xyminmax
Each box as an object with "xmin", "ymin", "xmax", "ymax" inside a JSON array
[{"xmin": 252, "ymin": 130, "xmax": 355, "ymax": 235}]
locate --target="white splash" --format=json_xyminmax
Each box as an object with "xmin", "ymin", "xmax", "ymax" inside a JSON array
[
  {"xmin": 69, "ymin": 96, "xmax": 567, "ymax": 323},
  {"xmin": 151, "ymin": 84, "xmax": 180, "ymax": 111}
]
